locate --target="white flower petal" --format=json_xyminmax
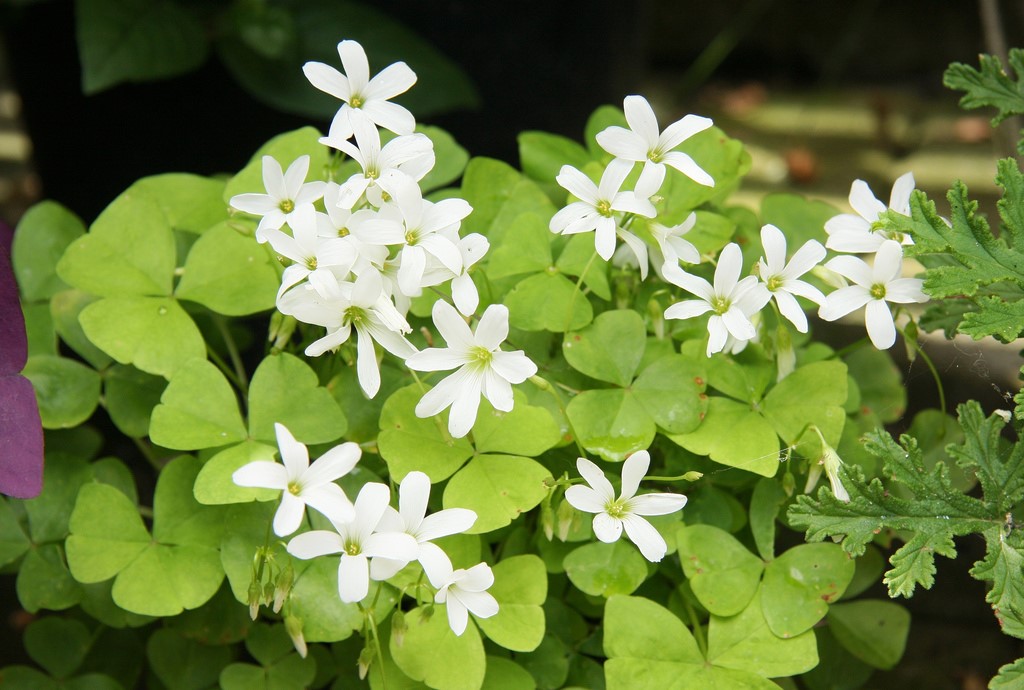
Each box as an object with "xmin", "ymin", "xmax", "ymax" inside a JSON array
[
  {"xmin": 417, "ymin": 508, "xmax": 477, "ymax": 542},
  {"xmin": 445, "ymin": 595, "xmax": 470, "ymax": 635},
  {"xmin": 714, "ymin": 243, "xmax": 743, "ymax": 296},
  {"xmin": 475, "ymin": 304, "xmax": 510, "ymax": 350},
  {"xmin": 660, "ymin": 114, "xmax": 713, "ymax": 150},
  {"xmin": 592, "ymin": 512, "xmax": 623, "ymax": 543},
  {"xmin": 302, "ymin": 484, "xmax": 355, "ymax": 525},
  {"xmin": 302, "ymin": 61, "xmax": 349, "ymax": 101},
  {"xmin": 287, "ymin": 530, "xmax": 345, "ymax": 559},
  {"xmin": 338, "ymin": 553, "xmax": 370, "ymax": 603},
  {"xmin": 848, "ymin": 180, "xmax": 886, "ymax": 222},
  {"xmin": 575, "ymin": 458, "xmax": 615, "ymax": 503},
  {"xmin": 454, "ymin": 589, "xmax": 499, "ymax": 619},
  {"xmin": 623, "ymin": 95, "xmax": 660, "ymax": 147},
  {"xmin": 275, "ymin": 423, "xmax": 309, "ymax": 480},
  {"xmin": 773, "ymin": 290, "xmax": 809, "ymax": 333},
  {"xmin": 619, "ymin": 451, "xmax": 650, "ymax": 501},
  {"xmin": 819, "ymin": 286, "xmax": 872, "ymax": 321},
  {"xmin": 629, "ymin": 492, "xmax": 687, "ymax": 516},
  {"xmin": 232, "ymin": 461, "xmax": 289, "ymax": 490},
  {"xmin": 888, "ymin": 172, "xmax": 916, "ymax": 214},
  {"xmin": 596, "ymin": 126, "xmax": 647, "ymax": 160},
  {"xmin": 864, "ymin": 299, "xmax": 896, "ymax": 350},
  {"xmin": 398, "ymin": 471, "xmax": 431, "ymax": 530},
  {"xmin": 364, "ymin": 61, "xmax": 417, "ymax": 101},
  {"xmin": 302, "ymin": 442, "xmax": 361, "ymax": 486},
  {"xmin": 662, "ymin": 151, "xmax": 714, "ymax": 187},
  {"xmin": 489, "ymin": 350, "xmax": 536, "ymax": 384},
  {"xmin": 621, "ymin": 514, "xmax": 668, "ymax": 562},
  {"xmin": 273, "ymin": 492, "xmax": 307, "ymax": 537},
  {"xmin": 564, "ymin": 485, "xmax": 605, "ymax": 514}
]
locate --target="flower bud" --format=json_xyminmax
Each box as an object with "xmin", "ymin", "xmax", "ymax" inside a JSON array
[
  {"xmin": 540, "ymin": 499, "xmax": 554, "ymax": 541},
  {"xmin": 285, "ymin": 615, "xmax": 307, "ymax": 658},
  {"xmin": 273, "ymin": 565, "xmax": 294, "ymax": 613},
  {"xmin": 268, "ymin": 312, "xmax": 298, "ymax": 351},
  {"xmin": 556, "ymin": 499, "xmax": 576, "ymax": 542},
  {"xmin": 391, "ymin": 610, "xmax": 408, "ymax": 648},
  {"xmin": 247, "ymin": 581, "xmax": 262, "ymax": 621},
  {"xmin": 357, "ymin": 645, "xmax": 376, "ymax": 680}
]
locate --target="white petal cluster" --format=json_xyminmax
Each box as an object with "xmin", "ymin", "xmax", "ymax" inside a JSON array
[
  {"xmin": 228, "ymin": 39, "xmax": 489, "ymax": 399},
  {"xmin": 550, "ymin": 95, "xmax": 714, "ymax": 278},
  {"xmin": 564, "ymin": 450, "xmax": 687, "ymax": 562},
  {"xmin": 825, "ymin": 172, "xmax": 915, "ymax": 253}
]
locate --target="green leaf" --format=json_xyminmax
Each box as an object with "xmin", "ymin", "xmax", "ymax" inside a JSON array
[
  {"xmin": 22, "ymin": 452, "xmax": 93, "ymax": 544},
  {"xmin": 564, "ymin": 541, "xmax": 648, "ymax": 597},
  {"xmin": 218, "ymin": 1, "xmax": 477, "ymax": 121},
  {"xmin": 992, "ymin": 657, "xmax": 1024, "ymax": 689},
  {"xmin": 476, "ymin": 555, "xmax": 547, "ymax": 652},
  {"xmin": 760, "ymin": 360, "xmax": 847, "ymax": 456},
  {"xmin": 22, "ymin": 355, "xmax": 101, "ymax": 429},
  {"xmin": 706, "ymin": 590, "xmax": 818, "ymax": 678},
  {"xmin": 193, "ymin": 440, "xmax": 279, "ymax": 505},
  {"xmin": 418, "ymin": 125, "xmax": 470, "ymax": 193},
  {"xmin": 505, "ymin": 272, "xmax": 593, "ymax": 333},
  {"xmin": 760, "ymin": 543, "xmax": 854, "ymax": 638},
  {"xmin": 677, "ymin": 524, "xmax": 763, "ymax": 617},
  {"xmin": 220, "ymin": 623, "xmax": 316, "ymax": 690},
  {"xmin": 56, "ymin": 183, "xmax": 176, "ymax": 297},
  {"xmin": 78, "ymin": 297, "xmax": 206, "ymax": 378},
  {"xmin": 565, "ymin": 389, "xmax": 655, "ymax": 463},
  {"xmin": 443, "ymin": 455, "xmax": 551, "ymax": 534},
  {"xmin": 631, "ymin": 355, "xmax": 707, "ymax": 434},
  {"xmin": 49, "ymin": 290, "xmax": 112, "ymax": 369},
  {"xmin": 390, "ymin": 606, "xmax": 486, "ymax": 690},
  {"xmin": 655, "ymin": 127, "xmax": 751, "ymax": 217},
  {"xmin": 826, "ymin": 600, "xmax": 910, "ymax": 670},
  {"xmin": 76, "ymin": 0, "xmax": 208, "ymax": 93},
  {"xmin": 289, "ymin": 559, "xmax": 392, "ymax": 643},
  {"xmin": 103, "ymin": 364, "xmax": 165, "ymax": 438},
  {"xmin": 562, "ymin": 310, "xmax": 645, "ymax": 387},
  {"xmin": 482, "ymin": 656, "xmax": 537, "ymax": 690},
  {"xmin": 485, "ymin": 213, "xmax": 553, "ymax": 280},
  {"xmin": 12, "ymin": 201, "xmax": 84, "ymax": 301},
  {"xmin": 67, "ymin": 457, "xmax": 226, "ymax": 616},
  {"xmin": 668, "ymin": 397, "xmax": 779, "ymax": 477},
  {"xmin": 554, "ymin": 232, "xmax": 612, "ymax": 300},
  {"xmin": 131, "ymin": 174, "xmax": 227, "ymax": 235},
  {"xmin": 150, "ymin": 358, "xmax": 247, "ymax": 450},
  {"xmin": 175, "ymin": 221, "xmax": 280, "ymax": 316},
  {"xmin": 22, "ymin": 301, "xmax": 56, "ymax": 357},
  {"xmin": 944, "ymin": 49, "xmax": 1024, "ymax": 127},
  {"xmin": 147, "ymin": 628, "xmax": 232, "ymax": 690},
  {"xmin": 748, "ymin": 477, "xmax": 787, "ymax": 561},
  {"xmin": 24, "ymin": 617, "xmax": 91, "ymax": 679},
  {"xmin": 844, "ymin": 347, "xmax": 905, "ymax": 423},
  {"xmin": 460, "ymin": 158, "xmax": 556, "ymax": 243},
  {"xmin": 247, "ymin": 352, "xmax": 348, "ymax": 445},
  {"xmin": 223, "ymin": 127, "xmax": 330, "ymax": 204},
  {"xmin": 971, "ymin": 529, "xmax": 1024, "ymax": 639},
  {"xmin": 518, "ymin": 131, "xmax": 591, "ymax": 202},
  {"xmin": 17, "ymin": 544, "xmax": 83, "ymax": 612},
  {"xmin": 960, "ymin": 295, "xmax": 1024, "ymax": 341},
  {"xmin": 377, "ymin": 384, "xmax": 474, "ymax": 482},
  {"xmin": 169, "ymin": 583, "xmax": 252, "ymax": 645},
  {"xmin": 471, "ymin": 392, "xmax": 560, "ymax": 456},
  {"xmin": 0, "ymin": 496, "xmax": 30, "ymax": 567},
  {"xmin": 759, "ymin": 193, "xmax": 835, "ymax": 250}
]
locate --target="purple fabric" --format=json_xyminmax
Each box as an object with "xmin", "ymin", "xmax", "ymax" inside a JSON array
[{"xmin": 0, "ymin": 224, "xmax": 43, "ymax": 498}]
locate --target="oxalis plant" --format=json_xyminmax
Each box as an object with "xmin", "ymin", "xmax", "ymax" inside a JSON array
[{"xmin": 3, "ymin": 38, "xmax": 1023, "ymax": 689}]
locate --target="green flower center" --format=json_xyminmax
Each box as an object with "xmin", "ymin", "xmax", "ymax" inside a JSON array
[
  {"xmin": 305, "ymin": 256, "xmax": 318, "ymax": 271},
  {"xmin": 345, "ymin": 542, "xmax": 361, "ymax": 556},
  {"xmin": 350, "ymin": 95, "xmax": 364, "ymax": 109},
  {"xmin": 711, "ymin": 296, "xmax": 731, "ymax": 315},
  {"xmin": 344, "ymin": 306, "xmax": 367, "ymax": 327},
  {"xmin": 885, "ymin": 230, "xmax": 905, "ymax": 242},
  {"xmin": 766, "ymin": 275, "xmax": 784, "ymax": 292},
  {"xmin": 605, "ymin": 499, "xmax": 628, "ymax": 519},
  {"xmin": 405, "ymin": 229, "xmax": 419, "ymax": 245},
  {"xmin": 870, "ymin": 283, "xmax": 887, "ymax": 300},
  {"xmin": 287, "ymin": 481, "xmax": 302, "ymax": 496},
  {"xmin": 280, "ymin": 199, "xmax": 295, "ymax": 214},
  {"xmin": 469, "ymin": 345, "xmax": 494, "ymax": 369},
  {"xmin": 596, "ymin": 200, "xmax": 613, "ymax": 217},
  {"xmin": 338, "ymin": 227, "xmax": 350, "ymax": 238}
]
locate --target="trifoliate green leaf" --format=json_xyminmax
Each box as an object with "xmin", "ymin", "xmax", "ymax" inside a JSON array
[
  {"xmin": 247, "ymin": 352, "xmax": 348, "ymax": 445},
  {"xmin": 149, "ymin": 359, "xmax": 247, "ymax": 450},
  {"xmin": 22, "ymin": 355, "xmax": 101, "ymax": 429},
  {"xmin": 12, "ymin": 201, "xmax": 84, "ymax": 301},
  {"xmin": 476, "ymin": 555, "xmax": 547, "ymax": 652},
  {"xmin": 24, "ymin": 617, "xmax": 91, "ymax": 679},
  {"xmin": 760, "ymin": 543, "xmax": 854, "ymax": 638},
  {"xmin": 460, "ymin": 157, "xmax": 557, "ymax": 243},
  {"xmin": 147, "ymin": 628, "xmax": 232, "ymax": 690},
  {"xmin": 564, "ymin": 541, "xmax": 648, "ymax": 598},
  {"xmin": 377, "ymin": 384, "xmax": 474, "ymax": 482},
  {"xmin": 470, "ymin": 392, "xmax": 561, "ymax": 457},
  {"xmin": 562, "ymin": 310, "xmax": 645, "ymax": 387},
  {"xmin": 49, "ymin": 290, "xmax": 112, "ymax": 369},
  {"xmin": 390, "ymin": 606, "xmax": 486, "ymax": 690},
  {"xmin": 443, "ymin": 455, "xmax": 552, "ymax": 533},
  {"xmin": 505, "ymin": 272, "xmax": 593, "ymax": 333},
  {"xmin": 677, "ymin": 524, "xmax": 763, "ymax": 616},
  {"xmin": 565, "ymin": 389, "xmax": 655, "ymax": 463},
  {"xmin": 826, "ymin": 600, "xmax": 910, "ymax": 670}
]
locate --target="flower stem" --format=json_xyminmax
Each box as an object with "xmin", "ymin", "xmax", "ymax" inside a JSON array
[
  {"xmin": 643, "ymin": 472, "xmax": 704, "ymax": 483},
  {"xmin": 681, "ymin": 594, "xmax": 707, "ymax": 658},
  {"xmin": 529, "ymin": 375, "xmax": 589, "ymax": 459},
  {"xmin": 213, "ymin": 314, "xmax": 249, "ymax": 398},
  {"xmin": 902, "ymin": 326, "xmax": 947, "ymax": 421},
  {"xmin": 563, "ymin": 250, "xmax": 599, "ymax": 332}
]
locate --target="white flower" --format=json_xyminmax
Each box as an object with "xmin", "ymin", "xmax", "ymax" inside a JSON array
[
  {"xmin": 321, "ymin": 114, "xmax": 435, "ymax": 209},
  {"xmin": 418, "ymin": 232, "xmax": 490, "ymax": 316},
  {"xmin": 261, "ymin": 205, "xmax": 358, "ymax": 299},
  {"xmin": 229, "ymin": 156, "xmax": 326, "ymax": 243},
  {"xmin": 564, "ymin": 451, "xmax": 687, "ymax": 562},
  {"xmin": 303, "ymin": 39, "xmax": 417, "ymax": 139},
  {"xmin": 549, "ymin": 159, "xmax": 657, "ymax": 261},
  {"xmin": 663, "ymin": 243, "xmax": 771, "ymax": 356},
  {"xmin": 818, "ymin": 239, "xmax": 928, "ymax": 349},
  {"xmin": 596, "ymin": 95, "xmax": 715, "ymax": 189},
  {"xmin": 418, "ymin": 548, "xmax": 499, "ymax": 636},
  {"xmin": 286, "ymin": 482, "xmax": 419, "ymax": 603},
  {"xmin": 369, "ymin": 471, "xmax": 477, "ymax": 581},
  {"xmin": 649, "ymin": 212, "xmax": 701, "ymax": 270},
  {"xmin": 824, "ymin": 172, "xmax": 915, "ymax": 253},
  {"xmin": 756, "ymin": 224, "xmax": 826, "ymax": 333},
  {"xmin": 406, "ymin": 300, "xmax": 538, "ymax": 438},
  {"xmin": 232, "ymin": 423, "xmax": 358, "ymax": 537},
  {"xmin": 277, "ymin": 270, "xmax": 416, "ymax": 397}
]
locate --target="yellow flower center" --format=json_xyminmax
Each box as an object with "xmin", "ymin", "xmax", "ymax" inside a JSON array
[
  {"xmin": 280, "ymin": 199, "xmax": 295, "ymax": 213},
  {"xmin": 711, "ymin": 296, "xmax": 731, "ymax": 315},
  {"xmin": 287, "ymin": 481, "xmax": 302, "ymax": 496},
  {"xmin": 596, "ymin": 200, "xmax": 613, "ymax": 217},
  {"xmin": 870, "ymin": 283, "xmax": 887, "ymax": 300},
  {"xmin": 350, "ymin": 95, "xmax": 365, "ymax": 109}
]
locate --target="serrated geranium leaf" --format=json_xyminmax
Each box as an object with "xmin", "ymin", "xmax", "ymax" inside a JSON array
[
  {"xmin": 102, "ymin": 364, "xmax": 165, "ymax": 438},
  {"xmin": 378, "ymin": 384, "xmax": 474, "ymax": 482},
  {"xmin": 761, "ymin": 543, "xmax": 854, "ymax": 638},
  {"xmin": 471, "ymin": 391, "xmax": 560, "ymax": 456},
  {"xmin": 193, "ymin": 440, "xmax": 279, "ymax": 505},
  {"xmin": 505, "ymin": 272, "xmax": 593, "ymax": 333},
  {"xmin": 565, "ymin": 389, "xmax": 655, "ymax": 463},
  {"xmin": 992, "ymin": 657, "xmax": 1024, "ymax": 689},
  {"xmin": 22, "ymin": 355, "xmax": 101, "ymax": 429},
  {"xmin": 78, "ymin": 297, "xmax": 205, "ymax": 378},
  {"xmin": 147, "ymin": 628, "xmax": 232, "ymax": 690},
  {"xmin": 460, "ymin": 157, "xmax": 556, "ymax": 243},
  {"xmin": 247, "ymin": 352, "xmax": 347, "ymax": 445},
  {"xmin": 564, "ymin": 541, "xmax": 648, "ymax": 597},
  {"xmin": 677, "ymin": 524, "xmax": 763, "ymax": 616},
  {"xmin": 56, "ymin": 184, "xmax": 176, "ymax": 297},
  {"xmin": 826, "ymin": 600, "xmax": 909, "ymax": 670},
  {"xmin": 443, "ymin": 455, "xmax": 551, "ymax": 534},
  {"xmin": 632, "ymin": 354, "xmax": 707, "ymax": 434},
  {"xmin": 668, "ymin": 397, "xmax": 779, "ymax": 477},
  {"xmin": 12, "ymin": 201, "xmax": 84, "ymax": 301},
  {"xmin": 175, "ymin": 221, "xmax": 280, "ymax": 316},
  {"xmin": 951, "ymin": 401, "xmax": 1024, "ymax": 512},
  {"xmin": 971, "ymin": 530, "xmax": 1024, "ymax": 639},
  {"xmin": 150, "ymin": 359, "xmax": 246, "ymax": 450},
  {"xmin": 960, "ymin": 295, "xmax": 1024, "ymax": 341},
  {"xmin": 944, "ymin": 49, "xmax": 1024, "ymax": 126},
  {"xmin": 476, "ymin": 555, "xmax": 546, "ymax": 652},
  {"xmin": 76, "ymin": 0, "xmax": 208, "ymax": 93},
  {"xmin": 562, "ymin": 310, "xmax": 645, "ymax": 387},
  {"xmin": 391, "ymin": 606, "xmax": 485, "ymax": 690},
  {"xmin": 706, "ymin": 589, "xmax": 818, "ymax": 678}
]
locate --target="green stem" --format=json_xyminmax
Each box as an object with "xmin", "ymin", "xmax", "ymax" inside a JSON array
[
  {"xmin": 831, "ymin": 336, "xmax": 871, "ymax": 360},
  {"xmin": 681, "ymin": 594, "xmax": 708, "ymax": 658},
  {"xmin": 131, "ymin": 437, "xmax": 164, "ymax": 472},
  {"xmin": 213, "ymin": 315, "xmax": 249, "ymax": 398},
  {"xmin": 563, "ymin": 251, "xmax": 599, "ymax": 332},
  {"xmin": 409, "ymin": 370, "xmax": 454, "ymax": 443},
  {"xmin": 529, "ymin": 375, "xmax": 588, "ymax": 459},
  {"xmin": 643, "ymin": 472, "xmax": 703, "ymax": 483},
  {"xmin": 902, "ymin": 327, "xmax": 947, "ymax": 421},
  {"xmin": 207, "ymin": 344, "xmax": 244, "ymax": 391},
  {"xmin": 361, "ymin": 602, "xmax": 388, "ymax": 690}
]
